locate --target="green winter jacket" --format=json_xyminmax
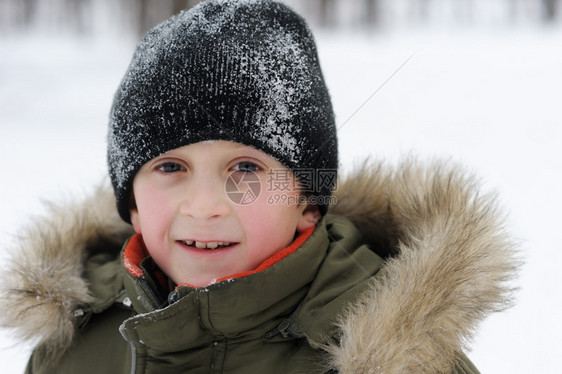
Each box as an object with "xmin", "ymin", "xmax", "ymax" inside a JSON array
[
  {"xmin": 28, "ymin": 214, "xmax": 384, "ymax": 374},
  {"xmin": 1, "ymin": 160, "xmax": 517, "ymax": 373}
]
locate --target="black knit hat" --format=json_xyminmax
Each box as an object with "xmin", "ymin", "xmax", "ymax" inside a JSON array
[{"xmin": 108, "ymin": 0, "xmax": 338, "ymax": 223}]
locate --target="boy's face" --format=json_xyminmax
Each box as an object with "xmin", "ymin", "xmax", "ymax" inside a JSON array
[{"xmin": 130, "ymin": 140, "xmax": 320, "ymax": 287}]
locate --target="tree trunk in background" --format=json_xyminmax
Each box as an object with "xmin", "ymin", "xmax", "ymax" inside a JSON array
[
  {"xmin": 66, "ymin": 0, "xmax": 89, "ymax": 34},
  {"xmin": 172, "ymin": 0, "xmax": 201, "ymax": 15},
  {"xmin": 543, "ymin": 0, "xmax": 558, "ymax": 21},
  {"xmin": 318, "ymin": 0, "xmax": 336, "ymax": 28},
  {"xmin": 138, "ymin": 0, "xmax": 149, "ymax": 36},
  {"xmin": 365, "ymin": 0, "xmax": 380, "ymax": 27},
  {"xmin": 21, "ymin": 0, "xmax": 38, "ymax": 25}
]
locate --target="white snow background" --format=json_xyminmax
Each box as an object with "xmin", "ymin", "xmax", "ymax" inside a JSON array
[{"xmin": 1, "ymin": 26, "xmax": 561, "ymax": 373}]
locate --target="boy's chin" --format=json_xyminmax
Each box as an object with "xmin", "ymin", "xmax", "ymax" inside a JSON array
[{"xmin": 177, "ymin": 275, "xmax": 229, "ymax": 288}]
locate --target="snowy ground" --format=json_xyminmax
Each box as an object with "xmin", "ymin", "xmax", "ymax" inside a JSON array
[{"xmin": 1, "ymin": 26, "xmax": 561, "ymax": 372}]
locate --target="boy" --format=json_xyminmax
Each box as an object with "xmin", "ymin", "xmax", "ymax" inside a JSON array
[{"xmin": 1, "ymin": 1, "xmax": 517, "ymax": 373}]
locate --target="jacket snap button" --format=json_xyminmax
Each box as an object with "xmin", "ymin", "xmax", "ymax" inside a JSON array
[
  {"xmin": 168, "ymin": 290, "xmax": 180, "ymax": 305},
  {"xmin": 73, "ymin": 309, "xmax": 84, "ymax": 317}
]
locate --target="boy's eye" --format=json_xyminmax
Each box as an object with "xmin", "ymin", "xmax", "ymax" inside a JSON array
[
  {"xmin": 157, "ymin": 162, "xmax": 185, "ymax": 173},
  {"xmin": 232, "ymin": 161, "xmax": 260, "ymax": 173}
]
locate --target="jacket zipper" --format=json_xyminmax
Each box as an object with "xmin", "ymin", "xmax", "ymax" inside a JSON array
[
  {"xmin": 119, "ymin": 323, "xmax": 137, "ymax": 374},
  {"xmin": 140, "ymin": 276, "xmax": 166, "ymax": 309}
]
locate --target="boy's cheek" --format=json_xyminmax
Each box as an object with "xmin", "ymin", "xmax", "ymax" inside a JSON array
[{"xmin": 132, "ymin": 188, "xmax": 173, "ymax": 229}]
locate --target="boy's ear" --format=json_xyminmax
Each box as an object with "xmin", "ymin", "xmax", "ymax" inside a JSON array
[
  {"xmin": 297, "ymin": 204, "xmax": 321, "ymax": 233},
  {"xmin": 129, "ymin": 192, "xmax": 142, "ymax": 234},
  {"xmin": 130, "ymin": 208, "xmax": 142, "ymax": 234}
]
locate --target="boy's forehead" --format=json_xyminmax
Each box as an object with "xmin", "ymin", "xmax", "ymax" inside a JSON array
[{"xmin": 161, "ymin": 140, "xmax": 282, "ymax": 162}]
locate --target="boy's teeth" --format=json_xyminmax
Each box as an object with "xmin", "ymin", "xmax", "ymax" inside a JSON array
[{"xmin": 187, "ymin": 241, "xmax": 232, "ymax": 249}]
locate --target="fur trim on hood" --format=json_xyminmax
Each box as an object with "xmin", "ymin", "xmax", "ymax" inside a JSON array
[
  {"xmin": 0, "ymin": 185, "xmax": 133, "ymax": 357},
  {"xmin": 326, "ymin": 159, "xmax": 519, "ymax": 373},
  {"xmin": 0, "ymin": 159, "xmax": 519, "ymax": 373}
]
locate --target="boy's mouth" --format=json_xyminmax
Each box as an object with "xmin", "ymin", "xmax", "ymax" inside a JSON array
[{"xmin": 179, "ymin": 240, "xmax": 237, "ymax": 250}]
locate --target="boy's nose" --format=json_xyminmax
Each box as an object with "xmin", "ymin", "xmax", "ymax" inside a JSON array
[{"xmin": 178, "ymin": 179, "xmax": 231, "ymax": 220}]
